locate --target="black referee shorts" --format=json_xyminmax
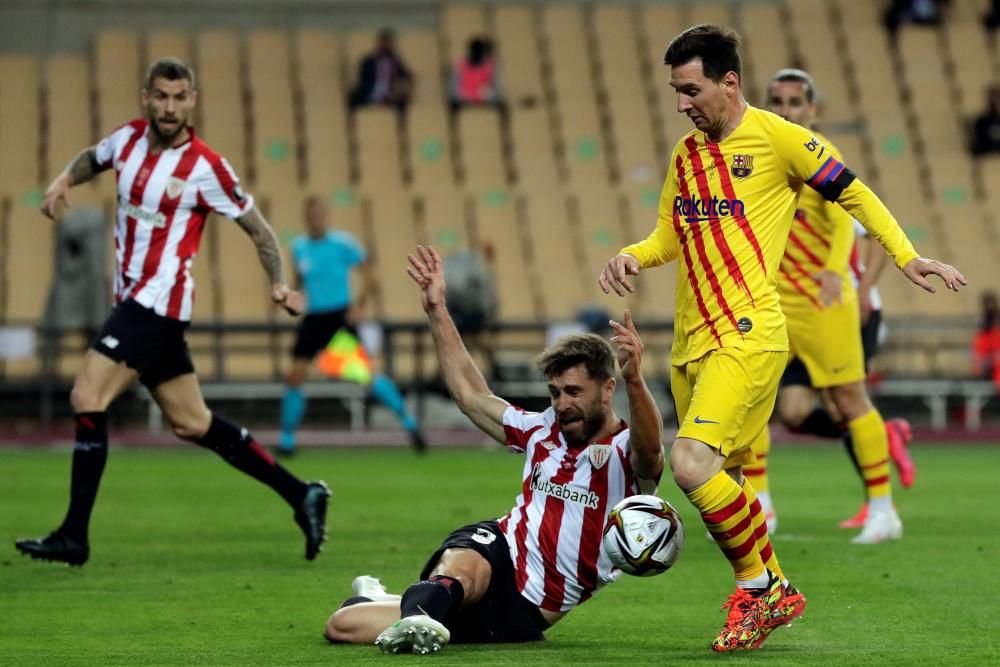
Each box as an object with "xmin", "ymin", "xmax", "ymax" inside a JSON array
[
  {"xmin": 291, "ymin": 308, "xmax": 356, "ymax": 359},
  {"xmin": 420, "ymin": 519, "xmax": 549, "ymax": 644},
  {"xmin": 92, "ymin": 299, "xmax": 195, "ymax": 389}
]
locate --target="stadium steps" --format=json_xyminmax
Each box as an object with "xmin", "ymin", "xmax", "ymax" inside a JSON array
[
  {"xmin": 94, "ymin": 30, "xmax": 142, "ymax": 137},
  {"xmin": 0, "ymin": 55, "xmax": 42, "ymax": 194},
  {"xmin": 247, "ymin": 30, "xmax": 299, "ymax": 192},
  {"xmin": 407, "ymin": 106, "xmax": 457, "ymax": 193},
  {"xmin": 296, "ymin": 29, "xmax": 351, "ymax": 193},
  {"xmin": 145, "ymin": 29, "xmax": 192, "ymax": 66},
  {"xmin": 195, "ymin": 30, "xmax": 249, "ymax": 182},
  {"xmin": 456, "ymin": 107, "xmax": 509, "ymax": 193},
  {"xmin": 354, "ymin": 107, "xmax": 404, "ymax": 191}
]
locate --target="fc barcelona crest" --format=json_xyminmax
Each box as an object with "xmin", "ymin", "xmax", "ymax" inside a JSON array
[{"xmin": 731, "ymin": 154, "xmax": 754, "ymax": 178}]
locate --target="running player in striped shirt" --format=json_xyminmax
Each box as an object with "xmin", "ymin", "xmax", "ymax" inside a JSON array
[
  {"xmin": 15, "ymin": 58, "xmax": 330, "ymax": 566},
  {"xmin": 324, "ymin": 246, "xmax": 666, "ymax": 655},
  {"xmin": 752, "ymin": 68, "xmax": 915, "ymax": 543},
  {"xmin": 600, "ymin": 26, "xmax": 965, "ymax": 651}
]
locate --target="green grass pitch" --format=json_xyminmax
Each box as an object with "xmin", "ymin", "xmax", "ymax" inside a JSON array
[{"xmin": 1, "ymin": 443, "xmax": 997, "ymax": 665}]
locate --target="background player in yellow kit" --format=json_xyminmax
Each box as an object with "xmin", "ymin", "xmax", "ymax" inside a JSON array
[
  {"xmin": 745, "ymin": 68, "xmax": 910, "ymax": 544},
  {"xmin": 599, "ymin": 25, "xmax": 966, "ymax": 652}
]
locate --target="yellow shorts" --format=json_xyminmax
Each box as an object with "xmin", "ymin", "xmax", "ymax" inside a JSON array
[
  {"xmin": 672, "ymin": 348, "xmax": 787, "ymax": 469},
  {"xmin": 784, "ymin": 296, "xmax": 865, "ymax": 388}
]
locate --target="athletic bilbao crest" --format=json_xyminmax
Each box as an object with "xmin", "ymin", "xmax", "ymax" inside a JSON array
[
  {"xmin": 730, "ymin": 154, "xmax": 754, "ymax": 178},
  {"xmin": 166, "ymin": 177, "xmax": 186, "ymax": 199},
  {"xmin": 588, "ymin": 444, "xmax": 612, "ymax": 470}
]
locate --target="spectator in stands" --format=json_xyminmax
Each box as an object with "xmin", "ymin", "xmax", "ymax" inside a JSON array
[
  {"xmin": 349, "ymin": 28, "xmax": 413, "ymax": 113},
  {"xmin": 972, "ymin": 291, "xmax": 1000, "ymax": 389},
  {"xmin": 449, "ymin": 36, "xmax": 505, "ymax": 112},
  {"xmin": 970, "ymin": 85, "xmax": 1000, "ymax": 156},
  {"xmin": 883, "ymin": 0, "xmax": 950, "ymax": 35},
  {"xmin": 279, "ymin": 195, "xmax": 427, "ymax": 456}
]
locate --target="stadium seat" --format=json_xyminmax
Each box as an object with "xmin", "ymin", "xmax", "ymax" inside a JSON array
[
  {"xmin": 591, "ymin": 6, "xmax": 659, "ymax": 190},
  {"xmin": 418, "ymin": 189, "xmax": 468, "ymax": 255},
  {"xmin": 146, "ymin": 29, "xmax": 192, "ymax": 65},
  {"xmin": 508, "ymin": 105, "xmax": 560, "ymax": 191},
  {"xmin": 295, "ymin": 30, "xmax": 351, "ymax": 192},
  {"xmin": 94, "ymin": 31, "xmax": 142, "ymax": 135},
  {"xmin": 195, "ymin": 31, "xmax": 248, "ymax": 181},
  {"xmin": 471, "ymin": 191, "xmax": 538, "ymax": 320},
  {"xmin": 45, "ymin": 55, "xmax": 93, "ymax": 182},
  {"xmin": 520, "ymin": 193, "xmax": 586, "ymax": 321},
  {"xmin": 397, "ymin": 29, "xmax": 445, "ymax": 108},
  {"xmin": 456, "ymin": 107, "xmax": 508, "ymax": 193},
  {"xmin": 0, "ymin": 55, "xmax": 41, "ymax": 195},
  {"xmin": 493, "ymin": 5, "xmax": 545, "ymax": 101},
  {"xmin": 638, "ymin": 4, "xmax": 688, "ymax": 167},
  {"xmin": 365, "ymin": 194, "xmax": 422, "ymax": 321},
  {"xmin": 354, "ymin": 107, "xmax": 404, "ymax": 191},
  {"xmin": 442, "ymin": 4, "xmax": 487, "ymax": 65},
  {"xmin": 247, "ymin": 30, "xmax": 298, "ymax": 191},
  {"xmin": 407, "ymin": 106, "xmax": 456, "ymax": 193}
]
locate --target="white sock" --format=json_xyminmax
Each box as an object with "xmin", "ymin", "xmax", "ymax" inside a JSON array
[
  {"xmin": 757, "ymin": 491, "xmax": 773, "ymax": 513},
  {"xmin": 736, "ymin": 570, "xmax": 770, "ymax": 590},
  {"xmin": 868, "ymin": 495, "xmax": 893, "ymax": 514}
]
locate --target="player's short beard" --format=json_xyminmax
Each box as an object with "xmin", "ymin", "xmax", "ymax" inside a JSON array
[
  {"xmin": 564, "ymin": 401, "xmax": 607, "ymax": 447},
  {"xmin": 149, "ymin": 112, "xmax": 185, "ymax": 144}
]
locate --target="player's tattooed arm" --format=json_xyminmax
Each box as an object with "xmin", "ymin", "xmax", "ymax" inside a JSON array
[
  {"xmin": 40, "ymin": 146, "xmax": 109, "ymax": 219},
  {"xmin": 234, "ymin": 206, "xmax": 304, "ymax": 315},
  {"xmin": 235, "ymin": 206, "xmax": 286, "ymax": 285},
  {"xmin": 63, "ymin": 147, "xmax": 107, "ymax": 185}
]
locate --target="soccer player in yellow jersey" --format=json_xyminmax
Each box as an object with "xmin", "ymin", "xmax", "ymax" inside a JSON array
[
  {"xmin": 753, "ymin": 68, "xmax": 913, "ymax": 544},
  {"xmin": 599, "ymin": 25, "xmax": 966, "ymax": 652}
]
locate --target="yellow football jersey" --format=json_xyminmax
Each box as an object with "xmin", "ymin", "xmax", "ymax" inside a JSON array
[
  {"xmin": 621, "ymin": 106, "xmax": 918, "ymax": 365},
  {"xmin": 777, "ymin": 132, "xmax": 856, "ymax": 310}
]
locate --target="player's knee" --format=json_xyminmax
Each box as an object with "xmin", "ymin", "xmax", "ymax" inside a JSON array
[
  {"xmin": 324, "ymin": 605, "xmax": 377, "ymax": 644},
  {"xmin": 777, "ymin": 393, "xmax": 811, "ymax": 429},
  {"xmin": 669, "ymin": 439, "xmax": 714, "ymax": 491},
  {"xmin": 170, "ymin": 409, "xmax": 212, "ymax": 441},
  {"xmin": 828, "ymin": 383, "xmax": 871, "ymax": 420},
  {"xmin": 70, "ymin": 378, "xmax": 102, "ymax": 413},
  {"xmin": 324, "ymin": 609, "xmax": 354, "ymax": 643}
]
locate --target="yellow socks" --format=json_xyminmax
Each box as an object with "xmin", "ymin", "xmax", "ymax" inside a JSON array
[
  {"xmin": 686, "ymin": 471, "xmax": 766, "ymax": 585},
  {"xmin": 847, "ymin": 410, "xmax": 892, "ymax": 501},
  {"xmin": 741, "ymin": 478, "xmax": 784, "ymax": 581},
  {"xmin": 744, "ymin": 429, "xmax": 771, "ymax": 494}
]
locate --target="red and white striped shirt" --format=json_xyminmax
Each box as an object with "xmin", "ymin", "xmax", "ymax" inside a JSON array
[
  {"xmin": 95, "ymin": 119, "xmax": 255, "ymax": 321},
  {"xmin": 497, "ymin": 406, "xmax": 657, "ymax": 613}
]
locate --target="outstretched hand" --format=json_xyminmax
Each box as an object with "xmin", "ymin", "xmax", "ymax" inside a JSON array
[
  {"xmin": 40, "ymin": 175, "xmax": 72, "ymax": 220},
  {"xmin": 407, "ymin": 245, "xmax": 446, "ymax": 313},
  {"xmin": 599, "ymin": 253, "xmax": 640, "ymax": 297},
  {"xmin": 901, "ymin": 257, "xmax": 967, "ymax": 293},
  {"xmin": 610, "ymin": 309, "xmax": 644, "ymax": 383}
]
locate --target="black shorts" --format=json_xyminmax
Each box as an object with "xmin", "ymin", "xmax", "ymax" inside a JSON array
[
  {"xmin": 781, "ymin": 309, "xmax": 884, "ymax": 388},
  {"xmin": 419, "ymin": 520, "xmax": 549, "ymax": 644},
  {"xmin": 92, "ymin": 299, "xmax": 195, "ymax": 389},
  {"xmin": 292, "ymin": 309, "xmax": 355, "ymax": 359}
]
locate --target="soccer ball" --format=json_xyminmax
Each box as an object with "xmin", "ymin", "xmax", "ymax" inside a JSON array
[{"xmin": 602, "ymin": 495, "xmax": 684, "ymax": 576}]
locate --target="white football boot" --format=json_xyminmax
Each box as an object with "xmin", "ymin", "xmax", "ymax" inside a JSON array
[
  {"xmin": 851, "ymin": 508, "xmax": 903, "ymax": 545},
  {"xmin": 375, "ymin": 615, "xmax": 450, "ymax": 655},
  {"xmin": 352, "ymin": 575, "xmax": 402, "ymax": 602}
]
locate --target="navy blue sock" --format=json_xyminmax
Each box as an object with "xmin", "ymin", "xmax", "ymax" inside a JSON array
[
  {"xmin": 196, "ymin": 414, "xmax": 307, "ymax": 508},
  {"xmin": 399, "ymin": 576, "xmax": 465, "ymax": 622},
  {"xmin": 59, "ymin": 412, "xmax": 109, "ymax": 541}
]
